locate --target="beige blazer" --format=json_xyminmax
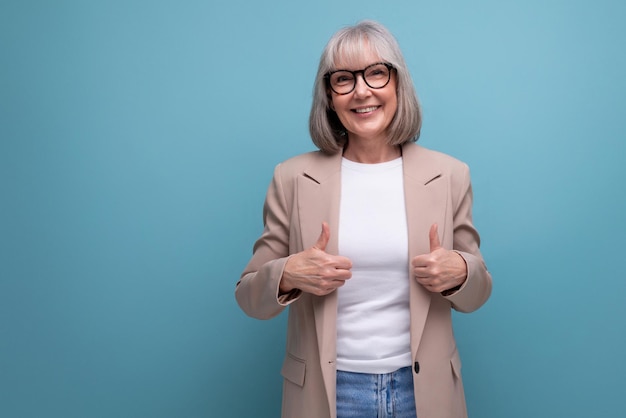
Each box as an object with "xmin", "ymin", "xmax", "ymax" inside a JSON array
[{"xmin": 236, "ymin": 143, "xmax": 492, "ymax": 418}]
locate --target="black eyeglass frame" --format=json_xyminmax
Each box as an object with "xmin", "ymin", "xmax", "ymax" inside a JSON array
[{"xmin": 324, "ymin": 62, "xmax": 395, "ymax": 95}]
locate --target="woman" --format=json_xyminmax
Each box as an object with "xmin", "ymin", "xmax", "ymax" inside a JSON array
[{"xmin": 236, "ymin": 20, "xmax": 492, "ymax": 418}]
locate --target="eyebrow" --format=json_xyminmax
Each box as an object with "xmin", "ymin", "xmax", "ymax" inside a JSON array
[{"xmin": 330, "ymin": 61, "xmax": 387, "ymax": 72}]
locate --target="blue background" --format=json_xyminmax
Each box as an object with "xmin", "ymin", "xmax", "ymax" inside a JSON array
[{"xmin": 2, "ymin": 1, "xmax": 625, "ymax": 417}]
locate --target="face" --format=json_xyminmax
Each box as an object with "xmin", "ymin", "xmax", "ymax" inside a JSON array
[{"xmin": 329, "ymin": 47, "xmax": 398, "ymax": 145}]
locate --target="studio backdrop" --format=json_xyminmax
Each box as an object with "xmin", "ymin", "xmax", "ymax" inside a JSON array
[{"xmin": 1, "ymin": 1, "xmax": 625, "ymax": 417}]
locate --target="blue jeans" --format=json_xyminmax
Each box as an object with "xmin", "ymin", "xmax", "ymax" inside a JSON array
[{"xmin": 336, "ymin": 366, "xmax": 417, "ymax": 418}]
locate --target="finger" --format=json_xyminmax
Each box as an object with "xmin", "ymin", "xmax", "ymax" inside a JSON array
[
  {"xmin": 429, "ymin": 223, "xmax": 441, "ymax": 252},
  {"xmin": 332, "ymin": 265, "xmax": 352, "ymax": 279},
  {"xmin": 411, "ymin": 257, "xmax": 423, "ymax": 270},
  {"xmin": 413, "ymin": 269, "xmax": 429, "ymax": 278},
  {"xmin": 330, "ymin": 256, "xmax": 353, "ymax": 271},
  {"xmin": 313, "ymin": 222, "xmax": 330, "ymax": 252}
]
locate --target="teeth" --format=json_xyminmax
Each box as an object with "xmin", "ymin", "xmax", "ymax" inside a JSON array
[{"xmin": 354, "ymin": 106, "xmax": 378, "ymax": 113}]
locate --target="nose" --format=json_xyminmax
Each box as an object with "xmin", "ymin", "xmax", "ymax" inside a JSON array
[{"xmin": 353, "ymin": 74, "xmax": 371, "ymax": 97}]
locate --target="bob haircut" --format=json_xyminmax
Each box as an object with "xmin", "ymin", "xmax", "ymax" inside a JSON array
[{"xmin": 309, "ymin": 20, "xmax": 422, "ymax": 154}]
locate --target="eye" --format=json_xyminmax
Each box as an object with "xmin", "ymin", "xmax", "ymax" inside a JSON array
[
  {"xmin": 332, "ymin": 72, "xmax": 354, "ymax": 85},
  {"xmin": 365, "ymin": 65, "xmax": 389, "ymax": 79}
]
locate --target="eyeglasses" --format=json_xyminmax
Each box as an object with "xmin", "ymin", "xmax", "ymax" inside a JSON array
[{"xmin": 325, "ymin": 62, "xmax": 394, "ymax": 95}]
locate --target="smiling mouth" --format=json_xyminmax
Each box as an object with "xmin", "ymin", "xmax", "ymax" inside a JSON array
[{"xmin": 353, "ymin": 106, "xmax": 380, "ymax": 114}]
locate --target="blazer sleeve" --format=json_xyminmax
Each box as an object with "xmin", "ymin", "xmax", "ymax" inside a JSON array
[
  {"xmin": 235, "ymin": 163, "xmax": 302, "ymax": 320},
  {"xmin": 444, "ymin": 163, "xmax": 492, "ymax": 313}
]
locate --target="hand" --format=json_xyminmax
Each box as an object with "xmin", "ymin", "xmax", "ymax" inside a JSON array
[
  {"xmin": 280, "ymin": 222, "xmax": 353, "ymax": 296},
  {"xmin": 412, "ymin": 224, "xmax": 467, "ymax": 294}
]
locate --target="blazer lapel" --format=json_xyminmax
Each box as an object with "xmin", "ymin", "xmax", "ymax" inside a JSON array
[
  {"xmin": 297, "ymin": 151, "xmax": 343, "ymax": 256},
  {"xmin": 402, "ymin": 143, "xmax": 448, "ymax": 349},
  {"xmin": 297, "ymin": 151, "xmax": 343, "ymax": 409}
]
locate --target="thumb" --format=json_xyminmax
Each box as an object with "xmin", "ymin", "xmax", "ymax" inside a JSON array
[
  {"xmin": 429, "ymin": 223, "xmax": 442, "ymax": 252},
  {"xmin": 314, "ymin": 222, "xmax": 330, "ymax": 252}
]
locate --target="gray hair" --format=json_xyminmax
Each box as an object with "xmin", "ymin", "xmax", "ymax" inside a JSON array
[{"xmin": 309, "ymin": 20, "xmax": 422, "ymax": 154}]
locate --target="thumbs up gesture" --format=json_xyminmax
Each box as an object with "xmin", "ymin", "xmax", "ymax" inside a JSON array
[
  {"xmin": 411, "ymin": 224, "xmax": 467, "ymax": 294},
  {"xmin": 280, "ymin": 222, "xmax": 353, "ymax": 296}
]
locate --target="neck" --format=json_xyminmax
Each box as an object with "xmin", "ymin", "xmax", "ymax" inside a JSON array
[{"xmin": 342, "ymin": 141, "xmax": 401, "ymax": 164}]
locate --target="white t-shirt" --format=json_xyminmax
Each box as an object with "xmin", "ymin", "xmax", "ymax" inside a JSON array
[{"xmin": 336, "ymin": 157, "xmax": 412, "ymax": 374}]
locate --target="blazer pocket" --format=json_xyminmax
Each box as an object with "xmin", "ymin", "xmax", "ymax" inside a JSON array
[
  {"xmin": 281, "ymin": 353, "xmax": 306, "ymax": 387},
  {"xmin": 450, "ymin": 348, "xmax": 462, "ymax": 380}
]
